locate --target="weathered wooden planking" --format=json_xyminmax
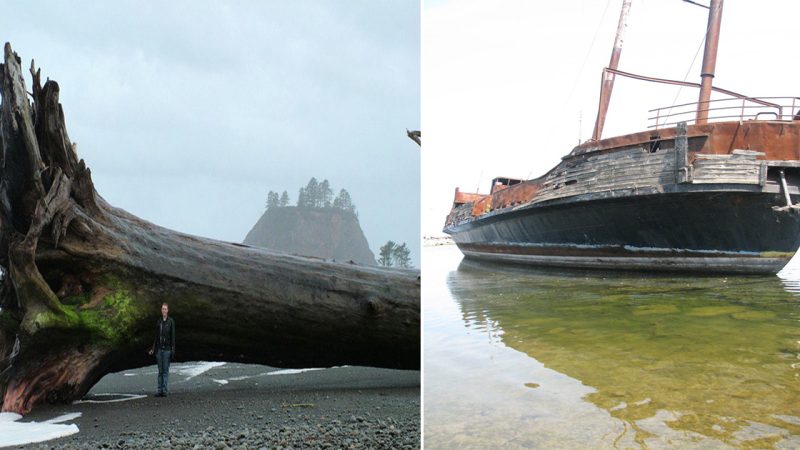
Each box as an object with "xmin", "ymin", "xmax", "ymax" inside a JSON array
[
  {"xmin": 533, "ymin": 146, "xmax": 677, "ymax": 205},
  {"xmin": 451, "ymin": 143, "xmax": 773, "ymax": 226},
  {"xmin": 690, "ymin": 150, "xmax": 764, "ymax": 184}
]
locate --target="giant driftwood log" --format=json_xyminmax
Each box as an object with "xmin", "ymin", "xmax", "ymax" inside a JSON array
[{"xmin": 0, "ymin": 44, "xmax": 420, "ymax": 414}]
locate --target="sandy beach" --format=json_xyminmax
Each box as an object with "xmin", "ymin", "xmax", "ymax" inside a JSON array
[{"xmin": 7, "ymin": 363, "xmax": 419, "ymax": 449}]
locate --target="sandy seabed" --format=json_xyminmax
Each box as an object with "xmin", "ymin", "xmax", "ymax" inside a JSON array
[{"xmin": 9, "ymin": 363, "xmax": 420, "ymax": 449}]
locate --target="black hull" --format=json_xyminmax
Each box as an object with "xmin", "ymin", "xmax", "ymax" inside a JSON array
[{"xmin": 444, "ymin": 192, "xmax": 800, "ymax": 274}]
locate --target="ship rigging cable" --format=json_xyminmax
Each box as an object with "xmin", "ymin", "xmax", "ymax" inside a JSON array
[
  {"xmin": 662, "ymin": 35, "xmax": 706, "ymax": 127},
  {"xmin": 545, "ymin": 0, "xmax": 614, "ymax": 152},
  {"xmin": 563, "ymin": 0, "xmax": 614, "ymax": 107},
  {"xmin": 663, "ymin": 0, "xmax": 718, "ymax": 126}
]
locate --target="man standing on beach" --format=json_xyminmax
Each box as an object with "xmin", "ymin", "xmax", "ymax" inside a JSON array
[{"xmin": 148, "ymin": 302, "xmax": 176, "ymax": 397}]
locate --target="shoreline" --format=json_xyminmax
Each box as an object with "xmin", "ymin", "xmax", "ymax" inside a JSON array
[
  {"xmin": 422, "ymin": 235, "xmax": 454, "ymax": 247},
  {"xmin": 12, "ymin": 363, "xmax": 419, "ymax": 449}
]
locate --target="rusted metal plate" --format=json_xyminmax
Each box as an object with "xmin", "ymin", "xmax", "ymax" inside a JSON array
[
  {"xmin": 452, "ymin": 188, "xmax": 486, "ymax": 206},
  {"xmin": 448, "ymin": 121, "xmax": 800, "ymax": 224}
]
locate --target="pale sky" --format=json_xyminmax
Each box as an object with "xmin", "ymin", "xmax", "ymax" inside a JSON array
[
  {"xmin": 4, "ymin": 1, "xmax": 800, "ymax": 264},
  {"xmin": 2, "ymin": 1, "xmax": 420, "ymax": 266},
  {"xmin": 423, "ymin": 0, "xmax": 800, "ymax": 237}
]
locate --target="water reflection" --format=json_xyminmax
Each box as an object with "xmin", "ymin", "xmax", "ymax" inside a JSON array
[{"xmin": 446, "ymin": 257, "xmax": 800, "ymax": 448}]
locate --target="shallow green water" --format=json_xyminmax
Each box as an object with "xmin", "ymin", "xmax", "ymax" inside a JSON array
[{"xmin": 424, "ymin": 245, "xmax": 800, "ymax": 449}]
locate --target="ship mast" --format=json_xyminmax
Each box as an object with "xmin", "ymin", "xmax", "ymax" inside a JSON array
[
  {"xmin": 696, "ymin": 0, "xmax": 724, "ymax": 124},
  {"xmin": 592, "ymin": 0, "xmax": 632, "ymax": 141}
]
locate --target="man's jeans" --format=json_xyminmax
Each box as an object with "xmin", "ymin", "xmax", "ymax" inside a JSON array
[{"xmin": 156, "ymin": 349, "xmax": 172, "ymax": 394}]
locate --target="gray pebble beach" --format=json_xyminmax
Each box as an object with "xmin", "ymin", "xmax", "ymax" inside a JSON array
[{"xmin": 13, "ymin": 363, "xmax": 419, "ymax": 449}]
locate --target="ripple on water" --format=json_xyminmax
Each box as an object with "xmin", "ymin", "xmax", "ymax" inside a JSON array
[
  {"xmin": 424, "ymin": 245, "xmax": 800, "ymax": 449},
  {"xmin": 687, "ymin": 305, "xmax": 747, "ymax": 317}
]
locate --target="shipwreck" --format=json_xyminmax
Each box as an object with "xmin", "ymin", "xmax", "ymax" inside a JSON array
[{"xmin": 444, "ymin": 0, "xmax": 800, "ymax": 274}]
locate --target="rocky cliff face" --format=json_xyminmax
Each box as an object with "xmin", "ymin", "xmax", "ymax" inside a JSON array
[{"xmin": 243, "ymin": 207, "xmax": 376, "ymax": 265}]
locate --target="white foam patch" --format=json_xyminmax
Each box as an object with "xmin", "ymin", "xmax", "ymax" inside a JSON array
[
  {"xmin": 0, "ymin": 411, "xmax": 80, "ymax": 446},
  {"xmin": 268, "ymin": 368, "xmax": 324, "ymax": 376},
  {"xmin": 176, "ymin": 362, "xmax": 226, "ymax": 379},
  {"xmin": 74, "ymin": 393, "xmax": 147, "ymax": 404},
  {"xmin": 213, "ymin": 366, "xmax": 342, "ymax": 384},
  {"xmin": 45, "ymin": 412, "xmax": 82, "ymax": 423},
  {"xmin": 228, "ymin": 372, "xmax": 269, "ymax": 381}
]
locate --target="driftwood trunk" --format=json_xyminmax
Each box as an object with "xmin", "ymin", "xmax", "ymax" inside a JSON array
[{"xmin": 0, "ymin": 43, "xmax": 420, "ymax": 414}]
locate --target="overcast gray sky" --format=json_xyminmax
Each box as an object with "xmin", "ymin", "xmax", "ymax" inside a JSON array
[
  {"xmin": 3, "ymin": 0, "xmax": 420, "ymax": 266},
  {"xmin": 424, "ymin": 0, "xmax": 800, "ymax": 238}
]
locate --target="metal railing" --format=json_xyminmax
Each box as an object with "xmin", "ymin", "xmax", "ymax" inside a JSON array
[{"xmin": 649, "ymin": 96, "xmax": 800, "ymax": 129}]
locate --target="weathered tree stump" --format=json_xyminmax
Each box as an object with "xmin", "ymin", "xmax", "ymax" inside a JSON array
[{"xmin": 0, "ymin": 43, "xmax": 420, "ymax": 414}]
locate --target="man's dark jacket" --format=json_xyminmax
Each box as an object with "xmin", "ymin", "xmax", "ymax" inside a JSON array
[{"xmin": 151, "ymin": 317, "xmax": 176, "ymax": 355}]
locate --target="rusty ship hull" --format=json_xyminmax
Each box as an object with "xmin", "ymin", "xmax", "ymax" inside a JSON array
[
  {"xmin": 444, "ymin": 121, "xmax": 800, "ymax": 274},
  {"xmin": 449, "ymin": 191, "xmax": 800, "ymax": 274}
]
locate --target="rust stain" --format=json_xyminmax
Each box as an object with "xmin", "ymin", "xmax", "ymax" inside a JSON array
[
  {"xmin": 575, "ymin": 121, "xmax": 800, "ymax": 161},
  {"xmin": 452, "ymin": 188, "xmax": 486, "ymax": 206},
  {"xmin": 449, "ymin": 120, "xmax": 800, "ymax": 223}
]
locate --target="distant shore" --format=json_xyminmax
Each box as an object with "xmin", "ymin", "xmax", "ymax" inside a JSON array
[
  {"xmin": 13, "ymin": 363, "xmax": 419, "ymax": 449},
  {"xmin": 423, "ymin": 235, "xmax": 454, "ymax": 247}
]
